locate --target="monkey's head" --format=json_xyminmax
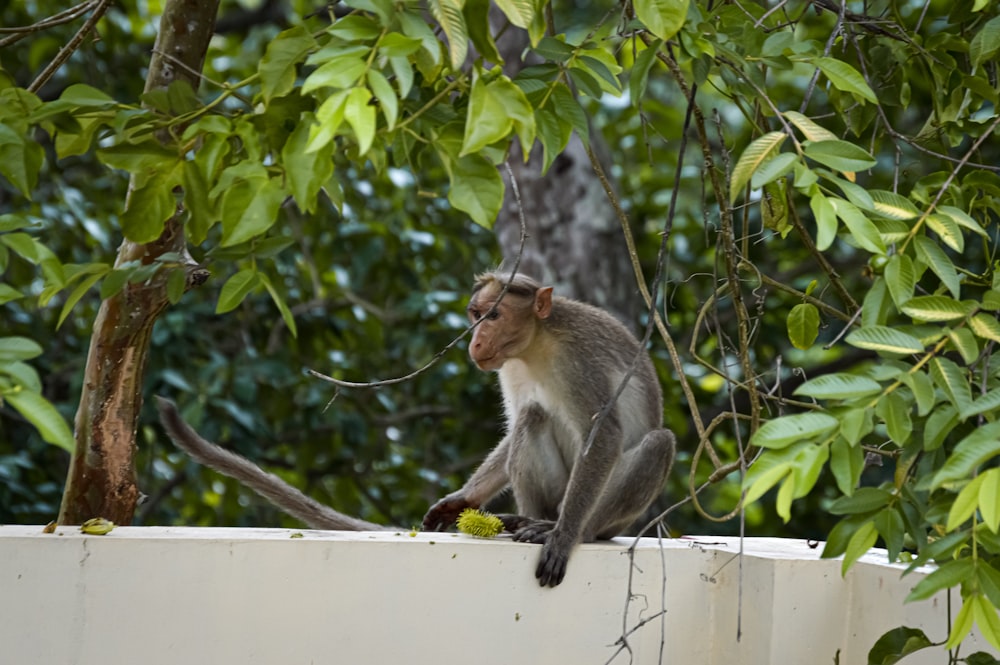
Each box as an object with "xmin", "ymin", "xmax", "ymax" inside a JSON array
[{"xmin": 467, "ymin": 272, "xmax": 553, "ymax": 372}]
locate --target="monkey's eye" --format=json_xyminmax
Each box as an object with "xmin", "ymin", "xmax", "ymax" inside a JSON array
[{"xmin": 486, "ymin": 310, "xmax": 500, "ymax": 320}]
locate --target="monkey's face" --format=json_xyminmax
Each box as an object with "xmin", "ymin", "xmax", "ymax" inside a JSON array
[{"xmin": 466, "ymin": 283, "xmax": 551, "ymax": 372}]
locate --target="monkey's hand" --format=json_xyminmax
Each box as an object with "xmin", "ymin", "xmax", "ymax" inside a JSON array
[
  {"xmin": 422, "ymin": 493, "xmax": 475, "ymax": 531},
  {"xmin": 535, "ymin": 529, "xmax": 575, "ymax": 587}
]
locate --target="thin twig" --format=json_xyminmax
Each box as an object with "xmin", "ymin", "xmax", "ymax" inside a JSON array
[{"xmin": 29, "ymin": 0, "xmax": 112, "ymax": 93}]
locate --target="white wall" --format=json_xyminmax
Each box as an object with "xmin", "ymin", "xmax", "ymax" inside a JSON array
[{"xmin": 0, "ymin": 525, "xmax": 989, "ymax": 665}]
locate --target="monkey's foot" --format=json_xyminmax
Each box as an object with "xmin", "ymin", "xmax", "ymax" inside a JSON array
[{"xmin": 509, "ymin": 518, "xmax": 557, "ymax": 544}]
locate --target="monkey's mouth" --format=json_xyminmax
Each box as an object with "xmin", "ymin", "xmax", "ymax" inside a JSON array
[{"xmin": 472, "ymin": 354, "xmax": 503, "ymax": 371}]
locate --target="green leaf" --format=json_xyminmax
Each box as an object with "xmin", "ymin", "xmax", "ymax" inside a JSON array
[
  {"xmin": 925, "ymin": 404, "xmax": 958, "ymax": 451},
  {"xmin": 302, "ymin": 56, "xmax": 368, "ymax": 94},
  {"xmin": 462, "ymin": 75, "xmax": 512, "ymax": 155},
  {"xmin": 899, "ymin": 369, "xmax": 936, "ymax": 417},
  {"xmin": 367, "ymin": 69, "xmax": 398, "ymax": 130},
  {"xmin": 804, "ymin": 140, "xmax": 877, "ymax": 173},
  {"xmin": 782, "ymin": 111, "xmax": 837, "ymax": 142},
  {"xmin": 121, "ymin": 161, "xmax": 182, "ymax": 243},
  {"xmin": 931, "ymin": 421, "xmax": 1000, "ymax": 489},
  {"xmin": 926, "ymin": 213, "xmax": 964, "ymax": 253},
  {"xmin": 842, "ymin": 520, "xmax": 877, "ymax": 575},
  {"xmin": 775, "ymin": 474, "xmax": 795, "ymax": 522},
  {"xmin": 810, "ymin": 192, "xmax": 837, "ymax": 251},
  {"xmin": 327, "ymin": 14, "xmax": 381, "ymax": 40},
  {"xmin": 630, "ymin": 40, "xmax": 662, "ymax": 107},
  {"xmin": 969, "ymin": 312, "xmax": 1000, "ymax": 342},
  {"xmin": 57, "ymin": 267, "xmax": 109, "ymax": 329},
  {"xmin": 0, "ymin": 284, "xmax": 23, "ymax": 305},
  {"xmin": 259, "ymin": 25, "xmax": 317, "ymax": 103},
  {"xmin": 980, "ymin": 469, "xmax": 1000, "ymax": 533},
  {"xmin": 751, "ymin": 153, "xmax": 797, "ymax": 190},
  {"xmin": 970, "ymin": 15, "xmax": 1000, "ymax": 69},
  {"xmin": 283, "ymin": 114, "xmax": 334, "ymax": 215},
  {"xmin": 0, "ymin": 232, "xmax": 38, "ymax": 263},
  {"xmin": 939, "ymin": 205, "xmax": 988, "ymax": 238},
  {"xmin": 876, "ymin": 391, "xmax": 911, "ymax": 444},
  {"xmin": 462, "ymin": 76, "xmax": 534, "ymax": 156},
  {"xmin": 830, "ymin": 436, "xmax": 864, "ymax": 495},
  {"xmin": 166, "ymin": 267, "xmax": 186, "ymax": 305},
  {"xmin": 343, "ymin": 87, "xmax": 376, "ymax": 155},
  {"xmin": 829, "ymin": 487, "xmax": 891, "ymax": 515},
  {"xmin": 909, "ymin": 561, "xmax": 974, "ymax": 603},
  {"xmin": 534, "ymin": 107, "xmax": 571, "ymax": 174},
  {"xmin": 884, "ymin": 253, "xmax": 915, "ymax": 309},
  {"xmin": 447, "ymin": 154, "xmax": 503, "ymax": 228},
  {"xmin": 493, "ymin": 0, "xmax": 535, "ymax": 28},
  {"xmin": 914, "ymin": 235, "xmax": 961, "ymax": 299},
  {"xmin": 822, "ymin": 515, "xmax": 865, "ymax": 558},
  {"xmin": 789, "ymin": 441, "xmax": 829, "ymax": 501},
  {"xmin": 930, "ymin": 356, "xmax": 974, "ymax": 419},
  {"xmin": 829, "ymin": 198, "xmax": 885, "ymax": 254},
  {"xmin": 379, "ymin": 33, "xmax": 423, "ymax": 59},
  {"xmin": 869, "ymin": 190, "xmax": 919, "ymax": 220},
  {"xmin": 221, "ymin": 177, "xmax": 286, "ymax": 247},
  {"xmin": 182, "ymin": 160, "xmax": 215, "ymax": 245},
  {"xmin": 845, "ymin": 326, "xmax": 924, "ymax": 355},
  {"xmin": 750, "ymin": 412, "xmax": 838, "ymax": 449},
  {"xmin": 948, "ymin": 328, "xmax": 979, "ymax": 366},
  {"xmin": 307, "ymin": 90, "xmax": 350, "ymax": 153},
  {"xmin": 838, "ymin": 406, "xmax": 873, "ymax": 446},
  {"xmin": 633, "ymin": 0, "xmax": 689, "ymax": 41},
  {"xmin": 981, "ymin": 564, "xmax": 1000, "ymax": 613},
  {"xmin": 867, "ymin": 626, "xmax": 934, "ymax": 665},
  {"xmin": 794, "ymin": 373, "xmax": 882, "ymax": 400},
  {"xmin": 389, "ymin": 55, "xmax": 415, "ymax": 98},
  {"xmin": 429, "ymin": 0, "xmax": 468, "ymax": 69},
  {"xmin": 56, "ymin": 83, "xmax": 115, "ymax": 107},
  {"xmin": 946, "ymin": 473, "xmax": 985, "ymax": 531},
  {"xmin": 0, "ymin": 123, "xmax": 39, "ymax": 198},
  {"xmin": 900, "ymin": 295, "xmax": 971, "ymax": 322},
  {"xmin": 216, "ymin": 269, "xmax": 259, "ymax": 314},
  {"xmin": 3, "ymin": 388, "xmax": 75, "ymax": 452},
  {"xmin": 972, "ymin": 594, "xmax": 1000, "ymax": 653},
  {"xmin": 964, "ymin": 387, "xmax": 1000, "ymax": 421},
  {"xmin": 729, "ymin": 131, "xmax": 786, "ymax": 204},
  {"xmin": 258, "ymin": 273, "xmax": 298, "ymax": 338},
  {"xmin": 944, "ymin": 593, "xmax": 975, "ymax": 650},
  {"xmin": 874, "ymin": 506, "xmax": 905, "ymax": 562},
  {"xmin": 0, "ymin": 336, "xmax": 43, "ymax": 362},
  {"xmin": 812, "ymin": 56, "xmax": 878, "ymax": 104},
  {"xmin": 786, "ymin": 303, "xmax": 819, "ymax": 350}
]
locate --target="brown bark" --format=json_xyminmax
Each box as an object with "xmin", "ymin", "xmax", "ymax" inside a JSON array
[{"xmin": 58, "ymin": 0, "xmax": 219, "ymax": 525}]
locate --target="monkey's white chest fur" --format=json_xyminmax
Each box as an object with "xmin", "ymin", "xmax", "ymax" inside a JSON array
[{"xmin": 498, "ymin": 358, "xmax": 572, "ymax": 429}]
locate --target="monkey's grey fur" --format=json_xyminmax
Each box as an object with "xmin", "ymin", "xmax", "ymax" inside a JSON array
[{"xmin": 156, "ymin": 396, "xmax": 391, "ymax": 531}]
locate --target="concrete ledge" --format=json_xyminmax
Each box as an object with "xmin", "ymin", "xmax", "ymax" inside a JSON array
[{"xmin": 0, "ymin": 525, "xmax": 989, "ymax": 664}]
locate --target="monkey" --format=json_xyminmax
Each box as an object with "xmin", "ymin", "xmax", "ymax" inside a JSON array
[
  {"xmin": 422, "ymin": 271, "xmax": 676, "ymax": 587},
  {"xmin": 157, "ymin": 271, "xmax": 674, "ymax": 588},
  {"xmin": 156, "ymin": 396, "xmax": 392, "ymax": 532}
]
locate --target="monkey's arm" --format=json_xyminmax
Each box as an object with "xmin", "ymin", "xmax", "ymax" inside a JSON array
[
  {"xmin": 422, "ymin": 435, "xmax": 512, "ymax": 531},
  {"xmin": 156, "ymin": 397, "xmax": 392, "ymax": 532}
]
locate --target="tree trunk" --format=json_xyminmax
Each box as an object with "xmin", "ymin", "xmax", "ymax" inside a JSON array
[
  {"xmin": 58, "ymin": 0, "xmax": 219, "ymax": 525},
  {"xmin": 492, "ymin": 11, "xmax": 640, "ymax": 325}
]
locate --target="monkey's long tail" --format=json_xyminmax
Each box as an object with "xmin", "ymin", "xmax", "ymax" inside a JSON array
[{"xmin": 156, "ymin": 396, "xmax": 393, "ymax": 532}]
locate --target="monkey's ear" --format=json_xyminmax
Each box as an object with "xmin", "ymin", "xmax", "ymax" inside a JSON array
[{"xmin": 534, "ymin": 287, "xmax": 554, "ymax": 319}]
